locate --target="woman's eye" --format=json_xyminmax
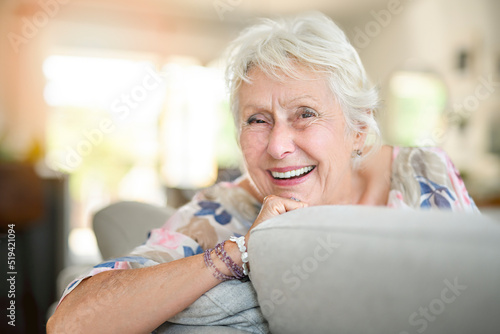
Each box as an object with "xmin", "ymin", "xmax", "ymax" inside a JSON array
[
  {"xmin": 247, "ymin": 116, "xmax": 267, "ymax": 125},
  {"xmin": 300, "ymin": 108, "xmax": 317, "ymax": 119}
]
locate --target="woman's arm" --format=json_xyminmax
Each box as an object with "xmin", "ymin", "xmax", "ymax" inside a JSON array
[
  {"xmin": 47, "ymin": 195, "xmax": 306, "ymax": 334},
  {"xmin": 47, "ymin": 242, "xmax": 241, "ymax": 334}
]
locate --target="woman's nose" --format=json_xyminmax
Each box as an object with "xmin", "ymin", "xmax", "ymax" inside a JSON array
[{"xmin": 266, "ymin": 122, "xmax": 296, "ymax": 160}]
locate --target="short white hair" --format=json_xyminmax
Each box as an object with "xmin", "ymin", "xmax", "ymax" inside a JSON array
[{"xmin": 224, "ymin": 12, "xmax": 381, "ymax": 164}]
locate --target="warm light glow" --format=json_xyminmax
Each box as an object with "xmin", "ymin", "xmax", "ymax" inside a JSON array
[
  {"xmin": 42, "ymin": 53, "xmax": 169, "ymax": 264},
  {"xmin": 43, "ymin": 55, "xmax": 153, "ymax": 108},
  {"xmin": 43, "ymin": 54, "xmax": 166, "ymax": 171},
  {"xmin": 69, "ymin": 227, "xmax": 100, "ymax": 258},
  {"xmin": 159, "ymin": 61, "xmax": 226, "ymax": 188}
]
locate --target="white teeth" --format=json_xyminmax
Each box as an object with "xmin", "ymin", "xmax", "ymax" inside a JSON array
[{"xmin": 271, "ymin": 166, "xmax": 314, "ymax": 179}]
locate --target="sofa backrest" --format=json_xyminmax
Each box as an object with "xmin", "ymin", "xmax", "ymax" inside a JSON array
[{"xmin": 248, "ymin": 206, "xmax": 500, "ymax": 334}]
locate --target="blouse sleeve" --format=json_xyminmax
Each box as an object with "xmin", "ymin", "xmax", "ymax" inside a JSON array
[
  {"xmin": 438, "ymin": 148, "xmax": 479, "ymax": 212},
  {"xmin": 388, "ymin": 146, "xmax": 480, "ymax": 213}
]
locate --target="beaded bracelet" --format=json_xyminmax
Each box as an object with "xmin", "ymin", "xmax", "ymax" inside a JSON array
[
  {"xmin": 215, "ymin": 242, "xmax": 246, "ymax": 279},
  {"xmin": 203, "ymin": 247, "xmax": 235, "ymax": 281},
  {"xmin": 229, "ymin": 236, "xmax": 249, "ymax": 275}
]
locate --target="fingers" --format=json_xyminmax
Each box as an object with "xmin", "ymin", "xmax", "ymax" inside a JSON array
[
  {"xmin": 262, "ymin": 194, "xmax": 308, "ymax": 216},
  {"xmin": 246, "ymin": 195, "xmax": 308, "ymax": 241},
  {"xmin": 252, "ymin": 195, "xmax": 308, "ymax": 228}
]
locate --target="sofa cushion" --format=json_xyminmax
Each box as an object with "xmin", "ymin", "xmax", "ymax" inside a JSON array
[
  {"xmin": 248, "ymin": 205, "xmax": 500, "ymax": 334},
  {"xmin": 93, "ymin": 201, "xmax": 176, "ymax": 259}
]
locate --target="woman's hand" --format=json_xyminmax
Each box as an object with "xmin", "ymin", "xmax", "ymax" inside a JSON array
[{"xmin": 245, "ymin": 195, "xmax": 308, "ymax": 242}]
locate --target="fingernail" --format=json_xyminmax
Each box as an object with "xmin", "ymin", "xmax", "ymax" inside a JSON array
[{"xmin": 290, "ymin": 197, "xmax": 300, "ymax": 202}]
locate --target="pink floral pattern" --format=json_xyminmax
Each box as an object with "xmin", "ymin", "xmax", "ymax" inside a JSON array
[{"xmin": 147, "ymin": 228, "xmax": 185, "ymax": 249}]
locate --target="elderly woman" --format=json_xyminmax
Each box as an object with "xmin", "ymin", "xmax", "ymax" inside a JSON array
[{"xmin": 48, "ymin": 12, "xmax": 478, "ymax": 334}]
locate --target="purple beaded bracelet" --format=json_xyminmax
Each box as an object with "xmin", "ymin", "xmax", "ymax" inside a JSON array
[
  {"xmin": 204, "ymin": 241, "xmax": 248, "ymax": 281},
  {"xmin": 215, "ymin": 242, "xmax": 246, "ymax": 279},
  {"xmin": 203, "ymin": 248, "xmax": 235, "ymax": 281}
]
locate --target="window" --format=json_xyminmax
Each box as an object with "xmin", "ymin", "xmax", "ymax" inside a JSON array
[
  {"xmin": 43, "ymin": 53, "xmax": 240, "ymax": 264},
  {"xmin": 385, "ymin": 71, "xmax": 447, "ymax": 147}
]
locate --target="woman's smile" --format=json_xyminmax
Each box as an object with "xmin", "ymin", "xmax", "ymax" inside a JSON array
[
  {"xmin": 269, "ymin": 165, "xmax": 316, "ymax": 179},
  {"xmin": 267, "ymin": 165, "xmax": 316, "ymax": 187}
]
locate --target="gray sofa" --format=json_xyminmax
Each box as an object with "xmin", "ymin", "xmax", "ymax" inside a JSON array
[{"xmin": 73, "ymin": 202, "xmax": 500, "ymax": 333}]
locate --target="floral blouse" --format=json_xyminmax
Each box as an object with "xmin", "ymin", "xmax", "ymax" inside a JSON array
[{"xmin": 58, "ymin": 146, "xmax": 479, "ymax": 304}]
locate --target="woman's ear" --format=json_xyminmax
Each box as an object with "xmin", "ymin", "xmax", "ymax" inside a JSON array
[{"xmin": 353, "ymin": 123, "xmax": 368, "ymax": 151}]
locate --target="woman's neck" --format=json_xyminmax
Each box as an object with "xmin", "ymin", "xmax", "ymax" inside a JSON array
[
  {"xmin": 351, "ymin": 145, "xmax": 393, "ymax": 206},
  {"xmin": 236, "ymin": 177, "xmax": 264, "ymax": 203}
]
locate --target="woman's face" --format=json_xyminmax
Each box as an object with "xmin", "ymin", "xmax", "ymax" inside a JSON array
[{"xmin": 238, "ymin": 65, "xmax": 362, "ymax": 206}]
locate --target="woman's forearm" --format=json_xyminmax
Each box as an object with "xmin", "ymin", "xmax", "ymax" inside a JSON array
[{"xmin": 47, "ymin": 251, "xmax": 227, "ymax": 334}]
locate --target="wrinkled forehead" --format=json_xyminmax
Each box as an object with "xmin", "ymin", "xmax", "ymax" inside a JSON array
[{"xmin": 237, "ymin": 65, "xmax": 333, "ymax": 110}]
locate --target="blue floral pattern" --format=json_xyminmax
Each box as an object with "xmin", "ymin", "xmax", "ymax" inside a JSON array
[
  {"xmin": 389, "ymin": 146, "xmax": 479, "ymax": 212},
  {"xmin": 194, "ymin": 200, "xmax": 232, "ymax": 225},
  {"xmin": 417, "ymin": 176, "xmax": 456, "ymax": 209},
  {"xmin": 183, "ymin": 245, "xmax": 204, "ymax": 257}
]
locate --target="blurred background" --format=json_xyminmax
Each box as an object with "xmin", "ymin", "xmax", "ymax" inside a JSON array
[{"xmin": 0, "ymin": 0, "xmax": 499, "ymax": 332}]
